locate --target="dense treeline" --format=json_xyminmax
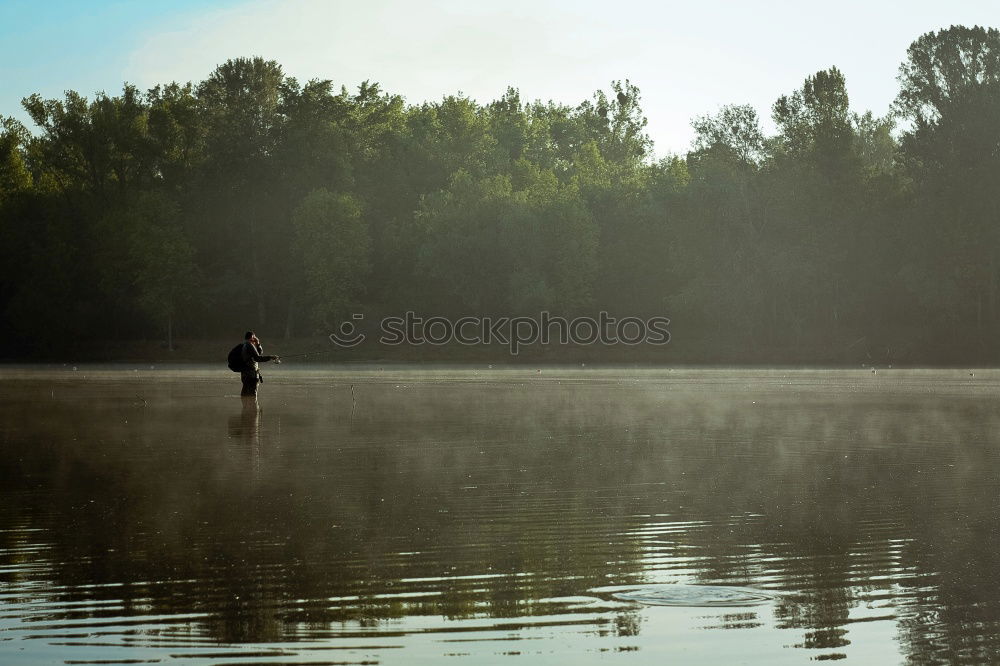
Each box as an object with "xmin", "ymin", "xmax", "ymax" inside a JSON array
[{"xmin": 1, "ymin": 25, "xmax": 999, "ymax": 363}]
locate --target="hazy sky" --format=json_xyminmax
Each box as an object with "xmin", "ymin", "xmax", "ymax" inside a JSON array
[{"xmin": 1, "ymin": 0, "xmax": 997, "ymax": 155}]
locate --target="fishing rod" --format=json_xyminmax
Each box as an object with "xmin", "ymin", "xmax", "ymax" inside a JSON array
[{"xmin": 273, "ymin": 348, "xmax": 338, "ymax": 361}]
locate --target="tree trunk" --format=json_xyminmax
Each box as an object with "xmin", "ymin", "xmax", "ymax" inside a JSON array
[
  {"xmin": 249, "ymin": 208, "xmax": 265, "ymax": 325},
  {"xmin": 989, "ymin": 254, "xmax": 996, "ymax": 332},
  {"xmin": 833, "ymin": 278, "xmax": 840, "ymax": 325},
  {"xmin": 977, "ymin": 290, "xmax": 983, "ymax": 335},
  {"xmin": 284, "ymin": 299, "xmax": 294, "ymax": 340}
]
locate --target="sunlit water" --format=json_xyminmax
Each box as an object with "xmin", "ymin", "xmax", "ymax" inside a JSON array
[{"xmin": 2, "ymin": 365, "xmax": 1000, "ymax": 665}]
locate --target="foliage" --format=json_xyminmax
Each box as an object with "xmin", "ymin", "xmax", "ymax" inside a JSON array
[
  {"xmin": 291, "ymin": 189, "xmax": 370, "ymax": 330},
  {"xmin": 3, "ymin": 29, "xmax": 1000, "ymax": 363}
]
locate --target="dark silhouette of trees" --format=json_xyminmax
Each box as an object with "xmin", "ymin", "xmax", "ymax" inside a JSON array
[{"xmin": 2, "ymin": 28, "xmax": 1000, "ymax": 363}]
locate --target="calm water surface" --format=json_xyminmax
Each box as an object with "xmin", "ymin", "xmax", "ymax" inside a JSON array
[{"xmin": 2, "ymin": 366, "xmax": 1000, "ymax": 665}]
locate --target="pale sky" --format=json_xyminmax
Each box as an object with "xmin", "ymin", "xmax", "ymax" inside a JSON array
[{"xmin": 1, "ymin": 0, "xmax": 997, "ymax": 156}]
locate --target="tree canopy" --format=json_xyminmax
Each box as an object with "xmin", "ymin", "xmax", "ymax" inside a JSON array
[{"xmin": 3, "ymin": 27, "xmax": 1000, "ymax": 364}]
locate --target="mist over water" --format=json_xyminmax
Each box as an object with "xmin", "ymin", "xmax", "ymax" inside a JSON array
[{"xmin": 2, "ymin": 367, "xmax": 1000, "ymax": 664}]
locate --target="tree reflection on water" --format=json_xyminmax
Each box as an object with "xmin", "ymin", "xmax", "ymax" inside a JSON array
[{"xmin": 1, "ymin": 369, "xmax": 999, "ymax": 663}]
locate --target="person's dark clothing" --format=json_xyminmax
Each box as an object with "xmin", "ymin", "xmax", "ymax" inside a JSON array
[
  {"xmin": 240, "ymin": 341, "xmax": 275, "ymax": 397},
  {"xmin": 240, "ymin": 369, "xmax": 260, "ymax": 397},
  {"xmin": 241, "ymin": 341, "xmax": 273, "ymax": 371}
]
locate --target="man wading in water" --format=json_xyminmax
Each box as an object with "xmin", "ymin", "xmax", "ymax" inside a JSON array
[{"xmin": 240, "ymin": 331, "xmax": 280, "ymax": 398}]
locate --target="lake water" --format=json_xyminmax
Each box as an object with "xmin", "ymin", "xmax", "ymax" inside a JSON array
[{"xmin": 2, "ymin": 366, "xmax": 1000, "ymax": 665}]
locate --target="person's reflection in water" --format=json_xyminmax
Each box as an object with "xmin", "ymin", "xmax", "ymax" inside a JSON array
[{"xmin": 228, "ymin": 397, "xmax": 262, "ymax": 475}]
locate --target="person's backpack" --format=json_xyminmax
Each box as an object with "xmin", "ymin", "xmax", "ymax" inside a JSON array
[{"xmin": 227, "ymin": 343, "xmax": 246, "ymax": 372}]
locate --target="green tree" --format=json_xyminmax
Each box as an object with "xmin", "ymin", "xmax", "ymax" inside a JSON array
[
  {"xmin": 772, "ymin": 67, "xmax": 854, "ymax": 173},
  {"xmin": 195, "ymin": 57, "xmax": 286, "ymax": 325},
  {"xmin": 146, "ymin": 82, "xmax": 204, "ymax": 188},
  {"xmin": 23, "ymin": 85, "xmax": 156, "ymax": 204},
  {"xmin": 0, "ymin": 116, "xmax": 31, "ymax": 199},
  {"xmin": 691, "ymin": 104, "xmax": 765, "ymax": 166},
  {"xmin": 896, "ymin": 25, "xmax": 1000, "ymax": 128},
  {"xmin": 895, "ymin": 26, "xmax": 1000, "ymax": 344},
  {"xmin": 414, "ymin": 165, "xmax": 597, "ymax": 315},
  {"xmin": 127, "ymin": 194, "xmax": 200, "ymax": 350},
  {"xmin": 291, "ymin": 189, "xmax": 370, "ymax": 331}
]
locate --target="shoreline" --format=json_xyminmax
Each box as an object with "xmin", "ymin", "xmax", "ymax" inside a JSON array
[{"xmin": 0, "ymin": 335, "xmax": 994, "ymax": 368}]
